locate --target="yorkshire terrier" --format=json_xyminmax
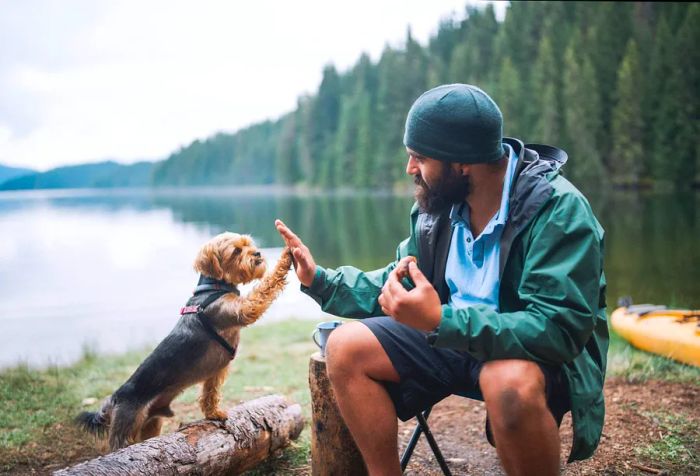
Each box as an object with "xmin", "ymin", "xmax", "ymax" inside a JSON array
[{"xmin": 76, "ymin": 232, "xmax": 292, "ymax": 450}]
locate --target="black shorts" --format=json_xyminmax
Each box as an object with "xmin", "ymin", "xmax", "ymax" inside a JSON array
[{"xmin": 362, "ymin": 316, "xmax": 570, "ymax": 442}]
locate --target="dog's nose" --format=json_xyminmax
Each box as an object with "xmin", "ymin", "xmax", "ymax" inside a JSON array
[{"xmin": 253, "ymin": 252, "xmax": 261, "ymax": 257}]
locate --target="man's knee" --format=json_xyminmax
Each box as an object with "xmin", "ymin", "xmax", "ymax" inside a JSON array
[
  {"xmin": 480, "ymin": 360, "xmax": 548, "ymax": 432},
  {"xmin": 325, "ymin": 321, "xmax": 399, "ymax": 384},
  {"xmin": 325, "ymin": 322, "xmax": 370, "ymax": 379}
]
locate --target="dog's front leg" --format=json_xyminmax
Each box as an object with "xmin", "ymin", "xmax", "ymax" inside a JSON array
[
  {"xmin": 237, "ymin": 249, "xmax": 292, "ymax": 325},
  {"xmin": 199, "ymin": 366, "xmax": 229, "ymax": 421}
]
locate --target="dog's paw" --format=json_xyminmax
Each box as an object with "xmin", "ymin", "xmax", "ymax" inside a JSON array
[
  {"xmin": 278, "ymin": 247, "xmax": 293, "ymax": 269},
  {"xmin": 206, "ymin": 409, "xmax": 229, "ymax": 421}
]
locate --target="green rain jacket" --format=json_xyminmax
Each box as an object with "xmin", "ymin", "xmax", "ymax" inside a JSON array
[{"xmin": 302, "ymin": 138, "xmax": 608, "ymax": 462}]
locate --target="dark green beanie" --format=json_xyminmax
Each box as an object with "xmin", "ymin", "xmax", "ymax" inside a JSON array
[{"xmin": 403, "ymin": 84, "xmax": 505, "ymax": 164}]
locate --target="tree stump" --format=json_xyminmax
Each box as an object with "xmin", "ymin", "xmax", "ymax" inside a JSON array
[
  {"xmin": 55, "ymin": 395, "xmax": 304, "ymax": 475},
  {"xmin": 309, "ymin": 352, "xmax": 368, "ymax": 476}
]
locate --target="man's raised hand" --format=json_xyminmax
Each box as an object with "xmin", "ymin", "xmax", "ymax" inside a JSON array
[{"xmin": 274, "ymin": 219, "xmax": 317, "ymax": 287}]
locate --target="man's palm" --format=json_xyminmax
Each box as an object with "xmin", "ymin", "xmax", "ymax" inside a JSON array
[{"xmin": 275, "ymin": 219, "xmax": 316, "ymax": 287}]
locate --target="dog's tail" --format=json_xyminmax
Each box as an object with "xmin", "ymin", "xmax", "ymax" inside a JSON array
[{"xmin": 75, "ymin": 396, "xmax": 114, "ymax": 437}]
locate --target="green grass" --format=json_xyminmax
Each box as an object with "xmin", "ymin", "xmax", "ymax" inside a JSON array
[
  {"xmin": 606, "ymin": 330, "xmax": 700, "ymax": 383},
  {"xmin": 635, "ymin": 410, "xmax": 699, "ymax": 472},
  {"xmin": 0, "ymin": 319, "xmax": 318, "ymax": 474},
  {"xmin": 1, "ymin": 318, "xmax": 698, "ymax": 474}
]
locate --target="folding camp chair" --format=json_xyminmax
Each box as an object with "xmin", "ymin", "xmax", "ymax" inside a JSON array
[{"xmin": 400, "ymin": 406, "xmax": 453, "ymax": 475}]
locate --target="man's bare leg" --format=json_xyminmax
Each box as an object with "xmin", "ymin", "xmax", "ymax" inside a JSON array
[
  {"xmin": 325, "ymin": 322, "xmax": 402, "ymax": 476},
  {"xmin": 480, "ymin": 359, "xmax": 560, "ymax": 476}
]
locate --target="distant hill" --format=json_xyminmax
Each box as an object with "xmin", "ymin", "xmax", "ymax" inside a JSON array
[
  {"xmin": 0, "ymin": 161, "xmax": 156, "ymax": 190},
  {"xmin": 0, "ymin": 164, "xmax": 35, "ymax": 184}
]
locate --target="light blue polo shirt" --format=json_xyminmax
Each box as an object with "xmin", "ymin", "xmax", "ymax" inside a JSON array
[{"xmin": 445, "ymin": 144, "xmax": 517, "ymax": 311}]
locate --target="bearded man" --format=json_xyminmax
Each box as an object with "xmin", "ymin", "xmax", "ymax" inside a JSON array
[{"xmin": 276, "ymin": 83, "xmax": 608, "ymax": 476}]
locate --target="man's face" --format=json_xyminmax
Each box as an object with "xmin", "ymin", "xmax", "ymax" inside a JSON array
[{"xmin": 406, "ymin": 148, "xmax": 470, "ymax": 213}]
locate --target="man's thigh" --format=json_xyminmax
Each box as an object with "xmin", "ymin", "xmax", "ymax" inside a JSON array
[
  {"xmin": 361, "ymin": 316, "xmax": 569, "ymax": 426},
  {"xmin": 361, "ymin": 316, "xmax": 481, "ymax": 421}
]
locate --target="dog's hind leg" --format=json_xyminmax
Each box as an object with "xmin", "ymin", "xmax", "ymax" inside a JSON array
[
  {"xmin": 199, "ymin": 366, "xmax": 229, "ymax": 421},
  {"xmin": 108, "ymin": 401, "xmax": 147, "ymax": 450},
  {"xmin": 137, "ymin": 400, "xmax": 175, "ymax": 441},
  {"xmin": 138, "ymin": 416, "xmax": 164, "ymax": 441}
]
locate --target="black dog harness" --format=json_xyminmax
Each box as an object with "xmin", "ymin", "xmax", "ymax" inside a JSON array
[{"xmin": 180, "ymin": 275, "xmax": 240, "ymax": 359}]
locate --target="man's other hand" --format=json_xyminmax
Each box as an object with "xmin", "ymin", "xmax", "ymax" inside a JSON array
[
  {"xmin": 379, "ymin": 261, "xmax": 441, "ymax": 331},
  {"xmin": 274, "ymin": 219, "xmax": 317, "ymax": 287}
]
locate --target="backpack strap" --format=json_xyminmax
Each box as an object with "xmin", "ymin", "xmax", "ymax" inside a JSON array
[{"xmin": 524, "ymin": 143, "xmax": 568, "ymax": 165}]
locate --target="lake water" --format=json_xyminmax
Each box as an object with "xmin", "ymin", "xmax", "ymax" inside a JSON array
[{"xmin": 0, "ymin": 187, "xmax": 698, "ymax": 368}]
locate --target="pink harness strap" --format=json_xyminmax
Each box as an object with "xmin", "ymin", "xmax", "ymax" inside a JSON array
[{"xmin": 180, "ymin": 305, "xmax": 200, "ymax": 315}]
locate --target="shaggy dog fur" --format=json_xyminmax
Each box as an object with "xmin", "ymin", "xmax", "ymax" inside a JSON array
[{"xmin": 75, "ymin": 232, "xmax": 292, "ymax": 450}]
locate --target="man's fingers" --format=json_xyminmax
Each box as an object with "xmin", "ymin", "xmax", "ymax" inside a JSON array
[
  {"xmin": 408, "ymin": 261, "xmax": 430, "ymax": 286},
  {"xmin": 387, "ymin": 278, "xmax": 408, "ymax": 298},
  {"xmin": 292, "ymin": 247, "xmax": 309, "ymax": 267},
  {"xmin": 378, "ymin": 291, "xmax": 393, "ymax": 316},
  {"xmin": 395, "ymin": 256, "xmax": 417, "ymax": 280},
  {"xmin": 274, "ymin": 219, "xmax": 303, "ymax": 247}
]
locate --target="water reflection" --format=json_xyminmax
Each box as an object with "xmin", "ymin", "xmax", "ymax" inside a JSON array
[{"xmin": 0, "ymin": 188, "xmax": 698, "ymax": 368}]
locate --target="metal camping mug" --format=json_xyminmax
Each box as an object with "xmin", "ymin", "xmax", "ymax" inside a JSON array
[{"xmin": 312, "ymin": 320, "xmax": 343, "ymax": 357}]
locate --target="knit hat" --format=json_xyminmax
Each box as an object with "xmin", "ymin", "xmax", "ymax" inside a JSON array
[{"xmin": 403, "ymin": 84, "xmax": 505, "ymax": 164}]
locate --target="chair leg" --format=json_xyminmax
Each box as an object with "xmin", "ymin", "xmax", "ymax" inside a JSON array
[
  {"xmin": 416, "ymin": 412, "xmax": 452, "ymax": 476},
  {"xmin": 400, "ymin": 407, "xmax": 453, "ymax": 475},
  {"xmin": 400, "ymin": 407, "xmax": 431, "ymax": 471}
]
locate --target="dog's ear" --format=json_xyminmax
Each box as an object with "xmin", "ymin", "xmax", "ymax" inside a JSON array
[{"xmin": 193, "ymin": 243, "xmax": 224, "ymax": 280}]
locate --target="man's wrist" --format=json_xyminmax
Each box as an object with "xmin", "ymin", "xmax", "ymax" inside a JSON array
[{"xmin": 300, "ymin": 266, "xmax": 325, "ymax": 293}]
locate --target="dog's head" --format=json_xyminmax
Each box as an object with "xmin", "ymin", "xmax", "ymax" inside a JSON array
[{"xmin": 193, "ymin": 232, "xmax": 266, "ymax": 285}]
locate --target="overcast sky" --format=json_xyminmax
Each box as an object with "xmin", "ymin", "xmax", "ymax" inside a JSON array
[{"xmin": 0, "ymin": 1, "xmax": 507, "ymax": 171}]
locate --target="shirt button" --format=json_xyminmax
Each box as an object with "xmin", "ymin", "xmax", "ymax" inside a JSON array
[{"xmin": 467, "ymin": 237, "xmax": 472, "ymax": 243}]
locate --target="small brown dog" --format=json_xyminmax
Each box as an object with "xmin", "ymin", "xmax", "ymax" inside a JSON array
[{"xmin": 76, "ymin": 232, "xmax": 292, "ymax": 450}]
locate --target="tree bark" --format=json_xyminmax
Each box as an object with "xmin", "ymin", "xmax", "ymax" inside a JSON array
[
  {"xmin": 309, "ymin": 352, "xmax": 368, "ymax": 476},
  {"xmin": 55, "ymin": 395, "xmax": 304, "ymax": 476}
]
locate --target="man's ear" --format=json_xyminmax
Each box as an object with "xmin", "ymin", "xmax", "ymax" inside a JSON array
[{"xmin": 455, "ymin": 163, "xmax": 471, "ymax": 176}]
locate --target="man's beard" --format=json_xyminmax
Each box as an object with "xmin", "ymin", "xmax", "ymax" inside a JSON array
[{"xmin": 414, "ymin": 163, "xmax": 471, "ymax": 214}]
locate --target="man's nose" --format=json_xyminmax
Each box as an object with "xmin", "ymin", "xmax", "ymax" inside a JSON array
[{"xmin": 406, "ymin": 156, "xmax": 419, "ymax": 175}]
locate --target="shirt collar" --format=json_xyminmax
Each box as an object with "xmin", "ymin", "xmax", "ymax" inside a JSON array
[{"xmin": 449, "ymin": 143, "xmax": 517, "ymax": 228}]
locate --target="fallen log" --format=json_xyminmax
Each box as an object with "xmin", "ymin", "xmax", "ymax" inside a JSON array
[{"xmin": 55, "ymin": 394, "xmax": 304, "ymax": 475}]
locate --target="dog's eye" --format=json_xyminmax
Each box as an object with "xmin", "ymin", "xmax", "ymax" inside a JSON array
[{"xmin": 233, "ymin": 247, "xmax": 242, "ymax": 255}]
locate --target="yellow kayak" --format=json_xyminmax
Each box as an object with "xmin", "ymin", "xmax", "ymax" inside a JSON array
[{"xmin": 611, "ymin": 304, "xmax": 700, "ymax": 368}]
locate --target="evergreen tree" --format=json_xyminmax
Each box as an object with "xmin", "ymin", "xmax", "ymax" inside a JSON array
[
  {"xmin": 611, "ymin": 39, "xmax": 644, "ymax": 186},
  {"xmin": 333, "ymin": 96, "xmax": 357, "ymax": 187},
  {"xmin": 562, "ymin": 31, "xmax": 604, "ymax": 185},
  {"xmin": 294, "ymin": 96, "xmax": 315, "ymax": 185},
  {"xmin": 310, "ymin": 65, "xmax": 342, "ymax": 186},
  {"xmin": 494, "ymin": 56, "xmax": 522, "ymax": 138},
  {"xmin": 150, "ymin": 2, "xmax": 698, "ymax": 190},
  {"xmin": 354, "ymin": 92, "xmax": 374, "ymax": 188},
  {"xmin": 675, "ymin": 3, "xmax": 700, "ymax": 186},
  {"xmin": 531, "ymin": 36, "xmax": 561, "ymax": 144},
  {"xmin": 648, "ymin": 16, "xmax": 674, "ymax": 182},
  {"xmin": 447, "ymin": 5, "xmax": 498, "ymax": 89},
  {"xmin": 588, "ymin": 2, "xmax": 634, "ymax": 161},
  {"xmin": 428, "ymin": 15, "xmax": 462, "ymax": 82},
  {"xmin": 276, "ymin": 115, "xmax": 298, "ymax": 185},
  {"xmin": 653, "ymin": 3, "xmax": 700, "ymax": 186}
]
